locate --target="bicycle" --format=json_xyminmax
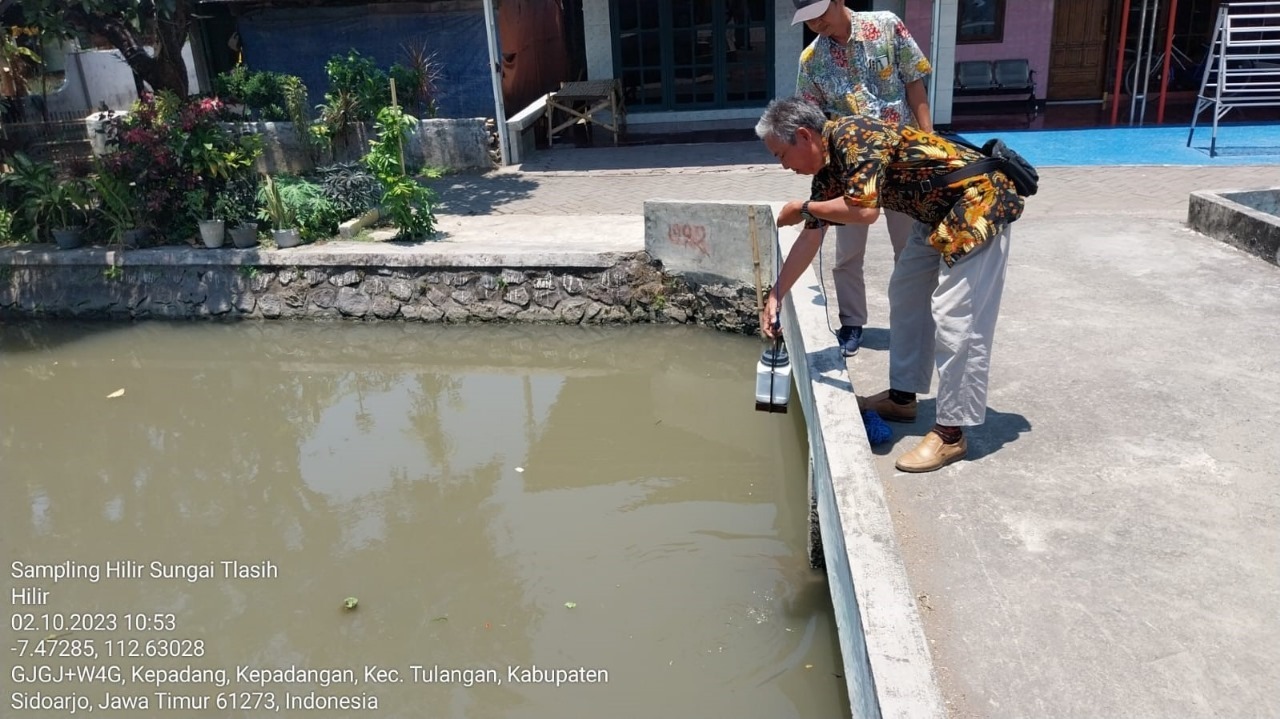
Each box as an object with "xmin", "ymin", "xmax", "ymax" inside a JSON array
[{"xmin": 1122, "ymin": 43, "xmax": 1207, "ymax": 96}]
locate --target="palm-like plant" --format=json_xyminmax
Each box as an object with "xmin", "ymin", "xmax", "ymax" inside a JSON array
[
  {"xmin": 1, "ymin": 153, "xmax": 89, "ymax": 239},
  {"xmin": 90, "ymin": 173, "xmax": 140, "ymax": 244},
  {"xmin": 258, "ymin": 174, "xmax": 295, "ymax": 232}
]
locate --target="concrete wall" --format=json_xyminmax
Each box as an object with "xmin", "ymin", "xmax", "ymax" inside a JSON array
[
  {"xmin": 775, "ymin": 212, "xmax": 947, "ymax": 719},
  {"xmin": 84, "ymin": 116, "xmax": 494, "ymax": 174},
  {"xmin": 250, "ymin": 118, "xmax": 493, "ymax": 173},
  {"xmin": 1188, "ymin": 188, "xmax": 1280, "ymax": 267},
  {"xmin": 643, "ymin": 200, "xmax": 777, "ymax": 287}
]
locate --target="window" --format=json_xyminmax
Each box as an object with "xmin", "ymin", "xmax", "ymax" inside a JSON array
[
  {"xmin": 612, "ymin": 0, "xmax": 774, "ymax": 111},
  {"xmin": 957, "ymin": 0, "xmax": 1005, "ymax": 44}
]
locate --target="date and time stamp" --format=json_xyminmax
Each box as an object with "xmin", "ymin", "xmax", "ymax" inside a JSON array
[{"xmin": 6, "ymin": 559, "xmax": 608, "ymax": 714}]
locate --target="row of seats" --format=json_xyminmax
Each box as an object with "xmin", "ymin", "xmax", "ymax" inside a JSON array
[
  {"xmin": 954, "ymin": 59, "xmax": 1036, "ymax": 93},
  {"xmin": 953, "ymin": 59, "xmax": 1037, "ymax": 121}
]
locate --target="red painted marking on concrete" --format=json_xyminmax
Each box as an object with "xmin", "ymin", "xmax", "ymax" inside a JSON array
[{"xmin": 667, "ymin": 223, "xmax": 710, "ymax": 256}]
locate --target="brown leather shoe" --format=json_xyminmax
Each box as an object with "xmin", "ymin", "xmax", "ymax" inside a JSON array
[
  {"xmin": 858, "ymin": 389, "xmax": 918, "ymax": 423},
  {"xmin": 895, "ymin": 431, "xmax": 967, "ymax": 473}
]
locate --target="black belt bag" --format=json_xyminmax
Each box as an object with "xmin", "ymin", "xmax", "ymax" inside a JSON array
[{"xmin": 921, "ymin": 136, "xmax": 1040, "ymax": 197}]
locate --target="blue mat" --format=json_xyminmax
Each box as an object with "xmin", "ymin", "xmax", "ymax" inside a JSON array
[{"xmin": 959, "ymin": 122, "xmax": 1280, "ymax": 166}]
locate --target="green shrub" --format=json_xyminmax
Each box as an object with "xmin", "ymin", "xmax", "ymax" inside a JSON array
[
  {"xmin": 257, "ymin": 175, "xmax": 341, "ymax": 242},
  {"xmin": 314, "ymin": 162, "xmax": 383, "ymax": 220},
  {"xmin": 363, "ymin": 105, "xmax": 436, "ymax": 240},
  {"xmin": 0, "ymin": 207, "xmax": 15, "ymax": 244},
  {"xmin": 214, "ymin": 67, "xmax": 310, "ymax": 124}
]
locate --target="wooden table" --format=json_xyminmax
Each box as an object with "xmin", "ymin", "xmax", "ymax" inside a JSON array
[{"xmin": 546, "ymin": 79, "xmax": 625, "ymax": 146}]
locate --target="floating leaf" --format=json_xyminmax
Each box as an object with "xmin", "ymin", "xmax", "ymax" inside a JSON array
[
  {"xmin": 343, "ymin": 597, "xmax": 359, "ymax": 610},
  {"xmin": 432, "ymin": 616, "xmax": 448, "ymax": 622},
  {"xmin": 564, "ymin": 601, "xmax": 577, "ymax": 609},
  {"xmin": 106, "ymin": 388, "xmax": 125, "ymax": 398}
]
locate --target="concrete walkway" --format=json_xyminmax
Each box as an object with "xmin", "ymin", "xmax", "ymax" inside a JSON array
[{"xmin": 429, "ymin": 146, "xmax": 1280, "ymax": 719}]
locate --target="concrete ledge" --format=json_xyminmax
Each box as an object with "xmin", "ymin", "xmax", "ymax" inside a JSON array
[
  {"xmin": 338, "ymin": 207, "xmax": 383, "ymax": 239},
  {"xmin": 775, "ymin": 211, "xmax": 945, "ymax": 719},
  {"xmin": 507, "ymin": 94, "xmax": 549, "ymax": 166},
  {"xmin": 0, "ymin": 215, "xmax": 646, "ymax": 270},
  {"xmin": 1188, "ymin": 187, "xmax": 1280, "ymax": 266}
]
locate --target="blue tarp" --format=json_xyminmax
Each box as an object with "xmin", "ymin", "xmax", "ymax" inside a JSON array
[{"xmin": 237, "ymin": 6, "xmax": 492, "ymax": 119}]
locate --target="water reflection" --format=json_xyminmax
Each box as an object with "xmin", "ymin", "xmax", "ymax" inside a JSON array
[{"xmin": 1, "ymin": 321, "xmax": 849, "ymax": 719}]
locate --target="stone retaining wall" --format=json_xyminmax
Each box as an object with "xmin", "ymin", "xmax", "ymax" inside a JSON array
[{"xmin": 0, "ymin": 252, "xmax": 760, "ymax": 334}]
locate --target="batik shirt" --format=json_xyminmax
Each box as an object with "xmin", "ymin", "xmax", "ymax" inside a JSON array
[
  {"xmin": 808, "ymin": 116, "xmax": 1024, "ymax": 266},
  {"xmin": 796, "ymin": 10, "xmax": 932, "ymax": 129}
]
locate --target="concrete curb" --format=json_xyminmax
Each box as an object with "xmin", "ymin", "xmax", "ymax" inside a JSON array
[
  {"xmin": 1187, "ymin": 186, "xmax": 1280, "ymax": 267},
  {"xmin": 775, "ymin": 212, "xmax": 946, "ymax": 719},
  {"xmin": 0, "ymin": 214, "xmax": 646, "ymax": 270}
]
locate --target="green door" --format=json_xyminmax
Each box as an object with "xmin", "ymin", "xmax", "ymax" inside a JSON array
[{"xmin": 612, "ymin": 0, "xmax": 775, "ymax": 111}]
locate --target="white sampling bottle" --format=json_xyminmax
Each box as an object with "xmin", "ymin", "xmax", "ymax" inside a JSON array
[{"xmin": 754, "ymin": 344, "xmax": 792, "ymax": 412}]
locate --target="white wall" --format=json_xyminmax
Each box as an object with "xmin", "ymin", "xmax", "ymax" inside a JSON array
[
  {"xmin": 775, "ymin": 0, "xmax": 804, "ymax": 99},
  {"xmin": 583, "ymin": 1, "xmax": 613, "ymax": 81},
  {"xmin": 36, "ymin": 44, "xmax": 202, "ymax": 117},
  {"xmin": 930, "ymin": 0, "xmax": 959, "ymax": 126}
]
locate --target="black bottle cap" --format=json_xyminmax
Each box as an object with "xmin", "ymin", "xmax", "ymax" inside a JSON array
[{"xmin": 760, "ymin": 347, "xmax": 790, "ymax": 367}]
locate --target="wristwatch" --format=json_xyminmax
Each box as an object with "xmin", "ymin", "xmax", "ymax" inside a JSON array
[{"xmin": 800, "ymin": 200, "xmax": 818, "ymax": 224}]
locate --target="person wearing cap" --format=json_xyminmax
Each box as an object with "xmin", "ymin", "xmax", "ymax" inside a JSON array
[
  {"xmin": 790, "ymin": 0, "xmax": 933, "ymax": 358},
  {"xmin": 756, "ymin": 96, "xmax": 1023, "ymax": 473}
]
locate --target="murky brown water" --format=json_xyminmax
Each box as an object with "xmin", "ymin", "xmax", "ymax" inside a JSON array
[{"xmin": 0, "ymin": 321, "xmax": 849, "ymax": 719}]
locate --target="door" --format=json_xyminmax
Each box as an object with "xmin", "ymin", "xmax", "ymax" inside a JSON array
[
  {"xmin": 612, "ymin": 0, "xmax": 774, "ymax": 111},
  {"xmin": 1048, "ymin": 0, "xmax": 1113, "ymax": 100}
]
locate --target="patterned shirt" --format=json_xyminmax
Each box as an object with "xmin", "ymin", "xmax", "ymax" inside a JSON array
[
  {"xmin": 808, "ymin": 116, "xmax": 1024, "ymax": 266},
  {"xmin": 796, "ymin": 10, "xmax": 932, "ymax": 129}
]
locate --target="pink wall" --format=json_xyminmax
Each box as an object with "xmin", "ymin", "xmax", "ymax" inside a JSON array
[{"xmin": 905, "ymin": 0, "xmax": 1057, "ymax": 97}]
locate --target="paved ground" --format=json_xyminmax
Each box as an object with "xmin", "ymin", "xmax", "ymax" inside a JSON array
[{"xmin": 428, "ymin": 145, "xmax": 1280, "ymax": 719}]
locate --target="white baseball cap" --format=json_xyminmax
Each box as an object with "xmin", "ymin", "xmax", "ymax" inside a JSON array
[{"xmin": 791, "ymin": 0, "xmax": 832, "ymax": 25}]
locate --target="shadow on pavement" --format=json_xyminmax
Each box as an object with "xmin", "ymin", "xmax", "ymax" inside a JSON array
[
  {"xmin": 517, "ymin": 141, "xmax": 776, "ymax": 174},
  {"xmin": 869, "ymin": 400, "xmax": 1031, "ymax": 462},
  {"xmin": 428, "ymin": 172, "xmax": 539, "ymax": 216}
]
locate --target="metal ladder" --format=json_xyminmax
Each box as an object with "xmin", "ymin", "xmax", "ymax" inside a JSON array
[{"xmin": 1187, "ymin": 1, "xmax": 1280, "ymax": 156}]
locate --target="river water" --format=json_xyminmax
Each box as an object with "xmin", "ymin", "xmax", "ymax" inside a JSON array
[{"xmin": 0, "ymin": 321, "xmax": 849, "ymax": 719}]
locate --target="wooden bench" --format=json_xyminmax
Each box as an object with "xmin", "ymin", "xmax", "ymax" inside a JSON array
[{"xmin": 953, "ymin": 59, "xmax": 1038, "ymax": 121}]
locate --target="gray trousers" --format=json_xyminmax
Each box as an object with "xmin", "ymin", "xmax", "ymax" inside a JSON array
[
  {"xmin": 833, "ymin": 208, "xmax": 914, "ymax": 327},
  {"xmin": 888, "ymin": 221, "xmax": 1012, "ymax": 427}
]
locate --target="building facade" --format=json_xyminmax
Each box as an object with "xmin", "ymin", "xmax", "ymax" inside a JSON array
[{"xmin": 575, "ymin": 0, "xmax": 1223, "ymax": 130}]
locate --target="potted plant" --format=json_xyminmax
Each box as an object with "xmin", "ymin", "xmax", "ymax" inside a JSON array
[
  {"xmin": 27, "ymin": 175, "xmax": 89, "ymax": 249},
  {"xmin": 1, "ymin": 152, "xmax": 88, "ymax": 248},
  {"xmin": 258, "ymin": 173, "xmax": 301, "ymax": 248},
  {"xmin": 91, "ymin": 173, "xmax": 144, "ymax": 247},
  {"xmin": 186, "ymin": 187, "xmax": 226, "ymax": 248},
  {"xmin": 46, "ymin": 179, "xmax": 91, "ymax": 250},
  {"xmin": 220, "ymin": 176, "xmax": 261, "ymax": 248},
  {"xmin": 219, "ymin": 192, "xmax": 258, "ymax": 248}
]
